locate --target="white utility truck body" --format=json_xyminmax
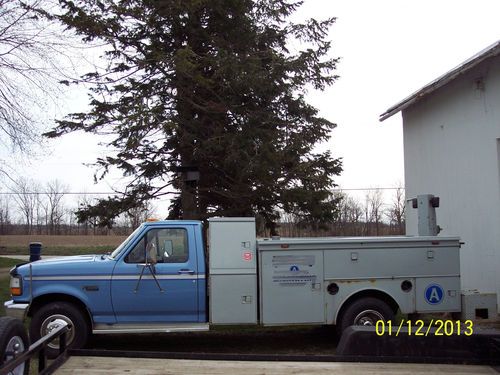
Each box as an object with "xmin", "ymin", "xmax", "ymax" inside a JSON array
[{"xmin": 209, "ymin": 217, "xmax": 461, "ymax": 327}]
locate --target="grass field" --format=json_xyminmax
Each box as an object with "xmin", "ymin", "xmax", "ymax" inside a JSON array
[
  {"xmin": 1, "ymin": 245, "xmax": 117, "ymax": 256},
  {"xmin": 0, "ymin": 257, "xmax": 21, "ymax": 268},
  {"xmin": 0, "ymin": 235, "xmax": 127, "ymax": 256},
  {"xmin": 0, "ymin": 273, "xmax": 10, "ymax": 312},
  {"xmin": 0, "ymin": 234, "xmax": 126, "ymax": 246}
]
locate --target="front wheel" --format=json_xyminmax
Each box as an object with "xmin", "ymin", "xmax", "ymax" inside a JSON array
[
  {"xmin": 29, "ymin": 302, "xmax": 89, "ymax": 359},
  {"xmin": 338, "ymin": 297, "xmax": 395, "ymax": 334},
  {"xmin": 0, "ymin": 316, "xmax": 30, "ymax": 375}
]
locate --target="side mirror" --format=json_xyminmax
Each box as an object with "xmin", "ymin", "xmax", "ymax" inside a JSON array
[{"xmin": 146, "ymin": 242, "xmax": 157, "ymax": 265}]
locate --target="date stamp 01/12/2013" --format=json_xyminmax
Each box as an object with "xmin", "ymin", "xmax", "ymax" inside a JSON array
[{"xmin": 375, "ymin": 320, "xmax": 474, "ymax": 337}]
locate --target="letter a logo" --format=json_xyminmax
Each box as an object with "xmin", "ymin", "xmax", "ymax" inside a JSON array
[
  {"xmin": 429, "ymin": 288, "xmax": 440, "ymax": 302},
  {"xmin": 425, "ymin": 284, "xmax": 444, "ymax": 305}
]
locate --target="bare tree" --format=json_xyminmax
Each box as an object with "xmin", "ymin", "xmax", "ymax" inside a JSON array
[
  {"xmin": 366, "ymin": 189, "xmax": 384, "ymax": 236},
  {"xmin": 126, "ymin": 201, "xmax": 156, "ymax": 229},
  {"xmin": 386, "ymin": 186, "xmax": 405, "ymax": 234},
  {"xmin": 0, "ymin": 0, "xmax": 85, "ymax": 164},
  {"xmin": 76, "ymin": 193, "xmax": 97, "ymax": 235},
  {"xmin": 44, "ymin": 179, "xmax": 67, "ymax": 234},
  {"xmin": 11, "ymin": 177, "xmax": 40, "ymax": 233},
  {"xmin": 0, "ymin": 195, "xmax": 11, "ymax": 234},
  {"xmin": 344, "ymin": 195, "xmax": 363, "ymax": 235},
  {"xmin": 336, "ymin": 192, "xmax": 364, "ymax": 236}
]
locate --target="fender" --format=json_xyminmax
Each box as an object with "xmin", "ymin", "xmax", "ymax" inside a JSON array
[
  {"xmin": 27, "ymin": 279, "xmax": 116, "ymax": 324},
  {"xmin": 333, "ymin": 284, "xmax": 404, "ymax": 324}
]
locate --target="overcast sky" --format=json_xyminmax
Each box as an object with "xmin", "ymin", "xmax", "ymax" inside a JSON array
[{"xmin": 3, "ymin": 0, "xmax": 500, "ymax": 212}]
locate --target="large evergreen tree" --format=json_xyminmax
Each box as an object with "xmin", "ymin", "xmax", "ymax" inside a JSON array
[{"xmin": 45, "ymin": 0, "xmax": 342, "ymax": 234}]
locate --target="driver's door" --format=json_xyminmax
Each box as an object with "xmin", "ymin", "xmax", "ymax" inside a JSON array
[{"xmin": 111, "ymin": 226, "xmax": 199, "ymax": 323}]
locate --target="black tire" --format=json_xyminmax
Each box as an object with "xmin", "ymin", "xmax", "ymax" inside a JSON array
[
  {"xmin": 338, "ymin": 297, "xmax": 395, "ymax": 334},
  {"xmin": 29, "ymin": 302, "xmax": 89, "ymax": 359},
  {"xmin": 0, "ymin": 316, "xmax": 30, "ymax": 375}
]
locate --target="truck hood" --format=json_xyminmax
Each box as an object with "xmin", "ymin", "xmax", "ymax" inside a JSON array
[{"xmin": 15, "ymin": 254, "xmax": 114, "ymax": 277}]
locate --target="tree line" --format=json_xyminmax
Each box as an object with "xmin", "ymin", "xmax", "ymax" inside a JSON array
[
  {"xmin": 277, "ymin": 187, "xmax": 405, "ymax": 237},
  {"xmin": 0, "ymin": 178, "xmax": 156, "ymax": 235},
  {"xmin": 0, "ymin": 178, "xmax": 405, "ymax": 236}
]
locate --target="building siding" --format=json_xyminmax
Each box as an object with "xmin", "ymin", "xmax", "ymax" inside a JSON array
[{"xmin": 403, "ymin": 56, "xmax": 500, "ymax": 309}]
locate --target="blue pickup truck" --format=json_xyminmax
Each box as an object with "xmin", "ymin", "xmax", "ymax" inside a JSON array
[{"xmin": 4, "ymin": 215, "xmax": 462, "ymax": 357}]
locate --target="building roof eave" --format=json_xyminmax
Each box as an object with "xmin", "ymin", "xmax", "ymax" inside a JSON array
[{"xmin": 379, "ymin": 40, "xmax": 500, "ymax": 122}]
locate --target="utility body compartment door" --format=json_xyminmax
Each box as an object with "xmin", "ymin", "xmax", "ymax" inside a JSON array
[
  {"xmin": 208, "ymin": 218, "xmax": 257, "ymax": 325},
  {"xmin": 259, "ymin": 250, "xmax": 325, "ymax": 325},
  {"xmin": 111, "ymin": 224, "xmax": 200, "ymax": 323}
]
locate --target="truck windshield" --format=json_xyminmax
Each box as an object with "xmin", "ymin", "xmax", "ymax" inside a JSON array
[{"xmin": 109, "ymin": 225, "xmax": 144, "ymax": 259}]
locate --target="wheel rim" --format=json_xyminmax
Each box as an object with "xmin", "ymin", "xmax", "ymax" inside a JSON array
[
  {"xmin": 4, "ymin": 335, "xmax": 26, "ymax": 375},
  {"xmin": 353, "ymin": 309, "xmax": 385, "ymax": 326},
  {"xmin": 40, "ymin": 315, "xmax": 75, "ymax": 350}
]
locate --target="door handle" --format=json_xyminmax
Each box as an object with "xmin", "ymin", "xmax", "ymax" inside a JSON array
[{"xmin": 178, "ymin": 269, "xmax": 195, "ymax": 275}]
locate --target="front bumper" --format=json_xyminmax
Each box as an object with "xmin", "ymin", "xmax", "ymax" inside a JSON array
[{"xmin": 4, "ymin": 300, "xmax": 29, "ymax": 320}]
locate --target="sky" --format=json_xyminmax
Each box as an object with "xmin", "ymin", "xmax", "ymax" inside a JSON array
[{"xmin": 3, "ymin": 0, "xmax": 500, "ymax": 215}]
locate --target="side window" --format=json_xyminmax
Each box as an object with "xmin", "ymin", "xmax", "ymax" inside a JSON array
[
  {"xmin": 126, "ymin": 236, "xmax": 146, "ymax": 263},
  {"xmin": 156, "ymin": 228, "xmax": 189, "ymax": 263},
  {"xmin": 125, "ymin": 228, "xmax": 188, "ymax": 264}
]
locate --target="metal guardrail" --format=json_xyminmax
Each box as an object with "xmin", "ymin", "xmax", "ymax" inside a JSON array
[{"xmin": 0, "ymin": 322, "xmax": 70, "ymax": 375}]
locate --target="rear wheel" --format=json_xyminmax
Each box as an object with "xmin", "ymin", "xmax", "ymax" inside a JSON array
[
  {"xmin": 29, "ymin": 302, "xmax": 89, "ymax": 359},
  {"xmin": 338, "ymin": 297, "xmax": 395, "ymax": 333},
  {"xmin": 0, "ymin": 316, "xmax": 29, "ymax": 375}
]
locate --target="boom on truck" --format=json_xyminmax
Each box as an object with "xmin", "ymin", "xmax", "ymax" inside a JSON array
[{"xmin": 4, "ymin": 194, "xmax": 461, "ymax": 357}]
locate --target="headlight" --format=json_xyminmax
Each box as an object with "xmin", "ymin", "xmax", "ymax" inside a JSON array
[{"xmin": 10, "ymin": 276, "xmax": 22, "ymax": 296}]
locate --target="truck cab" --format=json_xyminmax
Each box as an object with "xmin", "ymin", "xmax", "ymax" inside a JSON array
[{"xmin": 5, "ymin": 220, "xmax": 209, "ymax": 357}]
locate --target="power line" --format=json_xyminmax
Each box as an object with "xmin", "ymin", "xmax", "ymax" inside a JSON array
[
  {"xmin": 0, "ymin": 192, "xmax": 115, "ymax": 195},
  {"xmin": 333, "ymin": 187, "xmax": 405, "ymax": 191},
  {"xmin": 0, "ymin": 187, "xmax": 405, "ymax": 195}
]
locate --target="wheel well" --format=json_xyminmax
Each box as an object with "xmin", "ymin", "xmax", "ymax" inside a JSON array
[
  {"xmin": 335, "ymin": 289, "xmax": 399, "ymax": 324},
  {"xmin": 27, "ymin": 294, "xmax": 92, "ymax": 328}
]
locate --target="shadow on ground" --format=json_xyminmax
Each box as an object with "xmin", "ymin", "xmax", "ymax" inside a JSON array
[{"xmin": 86, "ymin": 325, "xmax": 340, "ymax": 355}]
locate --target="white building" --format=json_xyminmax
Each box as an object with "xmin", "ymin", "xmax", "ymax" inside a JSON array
[{"xmin": 380, "ymin": 41, "xmax": 500, "ymax": 312}]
